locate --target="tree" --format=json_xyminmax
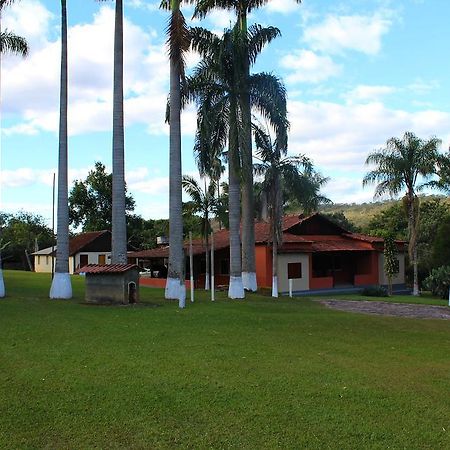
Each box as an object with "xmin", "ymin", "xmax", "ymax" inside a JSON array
[
  {"xmin": 431, "ymin": 214, "xmax": 450, "ymax": 269},
  {"xmin": 383, "ymin": 234, "xmax": 398, "ymax": 296},
  {"xmin": 322, "ymin": 212, "xmax": 359, "ymax": 233},
  {"xmin": 0, "ymin": 212, "xmax": 54, "ymax": 271},
  {"xmin": 161, "ymin": 0, "xmax": 190, "ymax": 306},
  {"xmin": 363, "ymin": 131, "xmax": 442, "ymax": 296},
  {"xmin": 187, "ymin": 25, "xmax": 286, "ymax": 298},
  {"xmin": 194, "ymin": 0, "xmax": 302, "ymax": 293},
  {"xmin": 253, "ymin": 123, "xmax": 329, "ymax": 297},
  {"xmin": 98, "ymin": 0, "xmax": 127, "ymax": 264},
  {"xmin": 0, "ymin": 0, "xmax": 29, "ymax": 296},
  {"xmin": 50, "ymin": 0, "xmax": 71, "ymax": 299},
  {"xmin": 69, "ymin": 162, "xmax": 135, "ymax": 231},
  {"xmin": 182, "ymin": 175, "xmax": 216, "ymax": 290}
]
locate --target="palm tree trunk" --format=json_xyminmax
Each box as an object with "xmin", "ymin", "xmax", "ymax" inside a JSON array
[
  {"xmin": 0, "ymin": 252, "xmax": 4, "ymax": 298},
  {"xmin": 407, "ymin": 192, "xmax": 419, "ymax": 296},
  {"xmin": 228, "ymin": 100, "xmax": 244, "ymax": 299},
  {"xmin": 50, "ymin": 0, "xmax": 72, "ymax": 299},
  {"xmin": 111, "ymin": 0, "xmax": 127, "ymax": 264},
  {"xmin": 271, "ymin": 177, "xmax": 281, "ymax": 297},
  {"xmin": 238, "ymin": 11, "xmax": 257, "ymax": 292},
  {"xmin": 205, "ymin": 227, "xmax": 210, "ymax": 290},
  {"xmin": 165, "ymin": 8, "xmax": 185, "ymax": 307},
  {"xmin": 272, "ymin": 238, "xmax": 278, "ymax": 297}
]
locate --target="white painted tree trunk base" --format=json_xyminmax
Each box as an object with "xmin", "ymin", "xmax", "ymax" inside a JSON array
[
  {"xmin": 272, "ymin": 276, "xmax": 278, "ymax": 298},
  {"xmin": 178, "ymin": 283, "xmax": 186, "ymax": 309},
  {"xmin": 242, "ymin": 271, "xmax": 257, "ymax": 291},
  {"xmin": 228, "ymin": 276, "xmax": 245, "ymax": 299},
  {"xmin": 205, "ymin": 272, "xmax": 210, "ymax": 290},
  {"xmin": 49, "ymin": 272, "xmax": 72, "ymax": 299},
  {"xmin": 165, "ymin": 277, "xmax": 180, "ymax": 300},
  {"xmin": 0, "ymin": 270, "xmax": 5, "ymax": 298}
]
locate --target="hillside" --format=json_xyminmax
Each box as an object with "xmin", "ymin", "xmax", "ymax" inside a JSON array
[{"xmin": 317, "ymin": 195, "xmax": 450, "ymax": 230}]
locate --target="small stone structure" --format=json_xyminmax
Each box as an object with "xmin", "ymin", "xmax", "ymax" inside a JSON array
[{"xmin": 77, "ymin": 264, "xmax": 140, "ymax": 305}]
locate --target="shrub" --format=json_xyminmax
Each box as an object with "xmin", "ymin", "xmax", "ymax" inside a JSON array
[
  {"xmin": 361, "ymin": 286, "xmax": 388, "ymax": 297},
  {"xmin": 423, "ymin": 266, "xmax": 450, "ymax": 299}
]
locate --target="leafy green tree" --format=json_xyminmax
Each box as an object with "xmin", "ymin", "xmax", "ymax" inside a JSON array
[
  {"xmin": 431, "ymin": 214, "xmax": 450, "ymax": 269},
  {"xmin": 50, "ymin": 0, "xmax": 71, "ymax": 299},
  {"xmin": 322, "ymin": 212, "xmax": 360, "ymax": 233},
  {"xmin": 69, "ymin": 162, "xmax": 135, "ymax": 232},
  {"xmin": 0, "ymin": 212, "xmax": 54, "ymax": 271},
  {"xmin": 363, "ymin": 131, "xmax": 442, "ymax": 295},
  {"xmin": 383, "ymin": 234, "xmax": 399, "ymax": 295},
  {"xmin": 365, "ymin": 203, "xmax": 408, "ymax": 239}
]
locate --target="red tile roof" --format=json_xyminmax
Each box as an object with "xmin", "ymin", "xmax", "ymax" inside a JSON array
[
  {"xmin": 69, "ymin": 230, "xmax": 110, "ymax": 256},
  {"xmin": 75, "ymin": 263, "xmax": 139, "ymax": 274}
]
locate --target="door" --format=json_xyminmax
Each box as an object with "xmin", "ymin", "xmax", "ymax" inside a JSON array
[
  {"xmin": 79, "ymin": 254, "xmax": 88, "ymax": 269},
  {"xmin": 98, "ymin": 254, "xmax": 106, "ymax": 265}
]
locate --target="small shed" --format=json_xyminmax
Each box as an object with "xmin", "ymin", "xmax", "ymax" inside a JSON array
[{"xmin": 77, "ymin": 264, "xmax": 140, "ymax": 305}]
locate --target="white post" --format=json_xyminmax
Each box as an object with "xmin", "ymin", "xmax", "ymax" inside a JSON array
[
  {"xmin": 211, "ymin": 232, "xmax": 215, "ymax": 302},
  {"xmin": 289, "ymin": 278, "xmax": 293, "ymax": 298},
  {"xmin": 189, "ymin": 232, "xmax": 194, "ymax": 303}
]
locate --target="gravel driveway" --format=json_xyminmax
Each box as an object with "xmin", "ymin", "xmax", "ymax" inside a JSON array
[{"xmin": 318, "ymin": 299, "xmax": 450, "ymax": 320}]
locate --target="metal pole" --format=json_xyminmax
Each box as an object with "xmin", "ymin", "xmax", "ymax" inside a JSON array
[
  {"xmin": 51, "ymin": 172, "xmax": 56, "ymax": 279},
  {"xmin": 189, "ymin": 232, "xmax": 194, "ymax": 303},
  {"xmin": 211, "ymin": 231, "xmax": 215, "ymax": 302},
  {"xmin": 289, "ymin": 279, "xmax": 293, "ymax": 298}
]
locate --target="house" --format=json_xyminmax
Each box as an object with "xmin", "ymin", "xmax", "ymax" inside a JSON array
[
  {"xmin": 76, "ymin": 264, "xmax": 140, "ymax": 304},
  {"xmin": 32, "ymin": 230, "xmax": 113, "ymax": 274},
  {"xmin": 130, "ymin": 213, "xmax": 407, "ymax": 295}
]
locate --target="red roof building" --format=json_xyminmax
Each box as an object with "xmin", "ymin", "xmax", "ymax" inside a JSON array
[{"xmin": 130, "ymin": 213, "xmax": 407, "ymax": 294}]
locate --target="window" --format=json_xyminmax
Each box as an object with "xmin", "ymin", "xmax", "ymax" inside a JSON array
[
  {"xmin": 37, "ymin": 256, "xmax": 41, "ymax": 264},
  {"xmin": 288, "ymin": 262, "xmax": 302, "ymax": 279},
  {"xmin": 46, "ymin": 256, "xmax": 49, "ymax": 265}
]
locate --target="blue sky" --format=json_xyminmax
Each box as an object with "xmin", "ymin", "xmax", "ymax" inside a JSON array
[{"xmin": 1, "ymin": 0, "xmax": 449, "ymax": 225}]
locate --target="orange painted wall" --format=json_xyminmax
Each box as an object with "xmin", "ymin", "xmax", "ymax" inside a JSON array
[
  {"xmin": 255, "ymin": 245, "xmax": 272, "ymax": 288},
  {"xmin": 310, "ymin": 276, "xmax": 333, "ymax": 289},
  {"xmin": 140, "ymin": 278, "xmax": 192, "ymax": 289}
]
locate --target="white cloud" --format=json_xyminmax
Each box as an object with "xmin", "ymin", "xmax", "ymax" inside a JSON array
[
  {"xmin": 345, "ymin": 85, "xmax": 397, "ymax": 103},
  {"xmin": 280, "ymin": 49, "xmax": 341, "ymax": 84},
  {"xmin": 2, "ymin": 6, "xmax": 172, "ymax": 137},
  {"xmin": 303, "ymin": 12, "xmax": 393, "ymax": 55},
  {"xmin": 264, "ymin": 0, "xmax": 299, "ymax": 15}
]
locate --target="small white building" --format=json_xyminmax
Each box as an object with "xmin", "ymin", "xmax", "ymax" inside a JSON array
[{"xmin": 32, "ymin": 230, "xmax": 112, "ymax": 274}]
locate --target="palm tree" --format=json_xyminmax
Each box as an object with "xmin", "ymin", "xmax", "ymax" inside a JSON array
[
  {"xmin": 50, "ymin": 0, "xmax": 72, "ymax": 298},
  {"xmin": 187, "ymin": 25, "xmax": 286, "ymax": 298},
  {"xmin": 182, "ymin": 175, "xmax": 216, "ymax": 289},
  {"xmin": 363, "ymin": 131, "xmax": 442, "ymax": 296},
  {"xmin": 161, "ymin": 0, "xmax": 190, "ymax": 306},
  {"xmin": 253, "ymin": 123, "xmax": 329, "ymax": 297},
  {"xmin": 97, "ymin": 0, "xmax": 127, "ymax": 264},
  {"xmin": 194, "ymin": 0, "xmax": 302, "ymax": 292},
  {"xmin": 0, "ymin": 0, "xmax": 28, "ymax": 298}
]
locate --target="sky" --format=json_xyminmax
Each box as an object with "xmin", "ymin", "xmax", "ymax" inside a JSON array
[{"xmin": 1, "ymin": 0, "xmax": 450, "ymax": 226}]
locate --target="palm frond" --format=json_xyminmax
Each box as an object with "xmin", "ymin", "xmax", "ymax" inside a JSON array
[{"xmin": 0, "ymin": 30, "xmax": 28, "ymax": 57}]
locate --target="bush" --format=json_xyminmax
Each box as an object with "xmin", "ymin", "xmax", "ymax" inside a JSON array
[
  {"xmin": 423, "ymin": 266, "xmax": 450, "ymax": 299},
  {"xmin": 361, "ymin": 286, "xmax": 388, "ymax": 297}
]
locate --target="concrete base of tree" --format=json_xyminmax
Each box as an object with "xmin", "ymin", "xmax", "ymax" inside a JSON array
[
  {"xmin": 0, "ymin": 270, "xmax": 5, "ymax": 298},
  {"xmin": 272, "ymin": 276, "xmax": 278, "ymax": 298},
  {"xmin": 49, "ymin": 272, "xmax": 72, "ymax": 299},
  {"xmin": 165, "ymin": 277, "xmax": 181, "ymax": 300},
  {"xmin": 228, "ymin": 276, "xmax": 245, "ymax": 299},
  {"xmin": 178, "ymin": 283, "xmax": 186, "ymax": 309},
  {"xmin": 242, "ymin": 271, "xmax": 257, "ymax": 292}
]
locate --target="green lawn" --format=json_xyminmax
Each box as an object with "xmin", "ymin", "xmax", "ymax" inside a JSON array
[{"xmin": 1, "ymin": 271, "xmax": 449, "ymax": 449}]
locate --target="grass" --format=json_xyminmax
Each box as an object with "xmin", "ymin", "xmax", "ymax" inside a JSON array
[{"xmin": 1, "ymin": 271, "xmax": 450, "ymax": 449}]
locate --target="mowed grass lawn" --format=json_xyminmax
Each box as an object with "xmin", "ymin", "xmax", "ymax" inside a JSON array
[{"xmin": 1, "ymin": 271, "xmax": 449, "ymax": 449}]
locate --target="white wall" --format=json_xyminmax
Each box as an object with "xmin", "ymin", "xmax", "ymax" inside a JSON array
[
  {"xmin": 34, "ymin": 255, "xmax": 53, "ymax": 273},
  {"xmin": 35, "ymin": 252, "xmax": 111, "ymax": 274},
  {"xmin": 378, "ymin": 252, "xmax": 405, "ymax": 285},
  {"xmin": 277, "ymin": 253, "xmax": 310, "ymax": 293}
]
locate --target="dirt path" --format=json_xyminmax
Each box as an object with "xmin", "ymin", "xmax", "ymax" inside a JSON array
[{"xmin": 318, "ymin": 299, "xmax": 450, "ymax": 320}]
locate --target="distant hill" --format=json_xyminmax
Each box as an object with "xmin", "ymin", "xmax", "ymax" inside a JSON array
[{"xmin": 317, "ymin": 195, "xmax": 450, "ymax": 230}]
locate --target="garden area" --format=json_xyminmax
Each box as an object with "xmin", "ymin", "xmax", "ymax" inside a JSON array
[{"xmin": 0, "ymin": 271, "xmax": 449, "ymax": 449}]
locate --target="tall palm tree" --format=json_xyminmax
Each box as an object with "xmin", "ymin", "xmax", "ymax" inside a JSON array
[
  {"xmin": 194, "ymin": 0, "xmax": 302, "ymax": 292},
  {"xmin": 253, "ymin": 123, "xmax": 329, "ymax": 297},
  {"xmin": 50, "ymin": 0, "xmax": 71, "ymax": 298},
  {"xmin": 363, "ymin": 131, "xmax": 442, "ymax": 296},
  {"xmin": 161, "ymin": 0, "xmax": 190, "ymax": 306},
  {"xmin": 187, "ymin": 25, "xmax": 286, "ymax": 298},
  {"xmin": 0, "ymin": 0, "xmax": 28, "ymax": 298},
  {"xmin": 97, "ymin": 0, "xmax": 127, "ymax": 264},
  {"xmin": 182, "ymin": 175, "xmax": 216, "ymax": 289}
]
